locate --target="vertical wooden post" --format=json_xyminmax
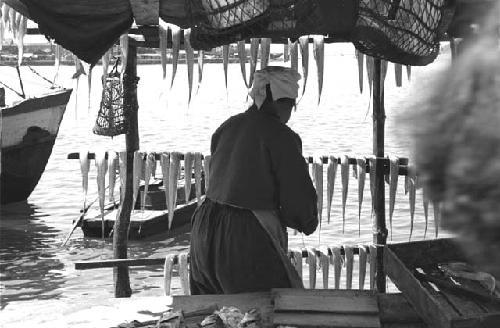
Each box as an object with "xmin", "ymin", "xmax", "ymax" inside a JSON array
[
  {"xmin": 0, "ymin": 88, "xmax": 5, "ymax": 107},
  {"xmin": 372, "ymin": 58, "xmax": 387, "ymax": 293},
  {"xmin": 113, "ymin": 41, "xmax": 139, "ymax": 298}
]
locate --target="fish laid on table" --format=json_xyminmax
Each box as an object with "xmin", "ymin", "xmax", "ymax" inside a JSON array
[
  {"xmin": 356, "ymin": 158, "xmax": 366, "ymax": 236},
  {"xmin": 197, "ymin": 50, "xmax": 204, "ymax": 94},
  {"xmin": 222, "ymin": 44, "xmax": 229, "ymax": 90},
  {"xmin": 159, "ymin": 24, "xmax": 168, "ymax": 80},
  {"xmin": 355, "ymin": 49, "xmax": 364, "ymax": 94},
  {"xmin": 395, "ymin": 63, "xmax": 402, "ymax": 87},
  {"xmin": 292, "ymin": 249, "xmax": 303, "ymax": 279},
  {"xmin": 330, "ymin": 246, "xmax": 342, "ymax": 289},
  {"xmin": 108, "ymin": 151, "xmax": 118, "ymax": 204},
  {"xmin": 118, "ymin": 152, "xmax": 127, "ymax": 203},
  {"xmin": 132, "ymin": 152, "xmax": 144, "ymax": 210},
  {"xmin": 95, "ymin": 151, "xmax": 108, "ymax": 239},
  {"xmin": 163, "ymin": 253, "xmax": 176, "ymax": 296},
  {"xmin": 326, "ymin": 156, "xmax": 338, "ymax": 224},
  {"xmin": 388, "ymin": 156, "xmax": 399, "ymax": 240},
  {"xmin": 194, "ymin": 152, "xmax": 203, "ymax": 205},
  {"xmin": 369, "ymin": 245, "xmax": 377, "ymax": 290},
  {"xmin": 358, "ymin": 245, "xmax": 368, "ymax": 290},
  {"xmin": 298, "ymin": 36, "xmax": 309, "ymax": 96},
  {"xmin": 248, "ymin": 38, "xmax": 260, "ymax": 89},
  {"xmin": 407, "ymin": 165, "xmax": 417, "ymax": 240},
  {"xmin": 184, "ymin": 152, "xmax": 193, "ymax": 204},
  {"xmin": 168, "ymin": 152, "xmax": 181, "ymax": 229},
  {"xmin": 178, "ymin": 252, "xmax": 190, "ymax": 295},
  {"xmin": 260, "ymin": 38, "xmax": 271, "ymax": 69},
  {"xmin": 307, "ymin": 248, "xmax": 317, "ymax": 289},
  {"xmin": 142, "ymin": 153, "xmax": 155, "ymax": 211},
  {"xmin": 237, "ymin": 40, "xmax": 248, "ymax": 88},
  {"xmin": 312, "ymin": 35, "xmax": 324, "ymax": 105},
  {"xmin": 290, "ymin": 39, "xmax": 298, "ymax": 72},
  {"xmin": 203, "ymin": 155, "xmax": 211, "ymax": 191},
  {"xmin": 319, "ymin": 247, "xmax": 329, "ymax": 289},
  {"xmin": 79, "ymin": 150, "xmax": 90, "ymax": 209},
  {"xmin": 344, "ymin": 245, "xmax": 354, "ymax": 289},
  {"xmin": 341, "ymin": 155, "xmax": 349, "ymax": 233},
  {"xmin": 120, "ymin": 34, "xmax": 128, "ymax": 75},
  {"xmin": 170, "ymin": 25, "xmax": 181, "ymax": 88},
  {"xmin": 422, "ymin": 185, "xmax": 430, "ymax": 238},
  {"xmin": 160, "ymin": 152, "xmax": 171, "ymax": 212},
  {"xmin": 433, "ymin": 201, "xmax": 440, "ymax": 238},
  {"xmin": 312, "ymin": 161, "xmax": 323, "ymax": 224},
  {"xmin": 184, "ymin": 29, "xmax": 195, "ymax": 104}
]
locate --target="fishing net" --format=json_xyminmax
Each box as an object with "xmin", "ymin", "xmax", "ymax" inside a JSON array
[
  {"xmin": 351, "ymin": 0, "xmax": 454, "ymax": 66},
  {"xmin": 93, "ymin": 62, "xmax": 129, "ymax": 137}
]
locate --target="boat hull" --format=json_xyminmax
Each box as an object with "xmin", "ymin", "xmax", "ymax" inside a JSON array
[{"xmin": 1, "ymin": 89, "xmax": 72, "ymax": 204}]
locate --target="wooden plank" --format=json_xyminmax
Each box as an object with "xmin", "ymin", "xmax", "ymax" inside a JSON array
[
  {"xmin": 272, "ymin": 289, "xmax": 378, "ymax": 314},
  {"xmin": 75, "ymin": 257, "xmax": 166, "ymax": 269},
  {"xmin": 273, "ymin": 313, "xmax": 381, "ymax": 328},
  {"xmin": 130, "ymin": 0, "xmax": 159, "ymax": 25},
  {"xmin": 450, "ymin": 313, "xmax": 500, "ymax": 328},
  {"xmin": 377, "ymin": 293, "xmax": 424, "ymax": 324}
]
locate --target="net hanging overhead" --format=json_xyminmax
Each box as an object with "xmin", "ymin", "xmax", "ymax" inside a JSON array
[{"xmin": 352, "ymin": 0, "xmax": 454, "ymax": 66}]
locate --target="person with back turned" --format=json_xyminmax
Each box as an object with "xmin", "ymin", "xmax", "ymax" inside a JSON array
[{"xmin": 189, "ymin": 66, "xmax": 318, "ymax": 294}]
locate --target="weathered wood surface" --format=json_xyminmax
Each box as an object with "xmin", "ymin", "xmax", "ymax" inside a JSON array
[{"xmin": 273, "ymin": 312, "xmax": 381, "ymax": 328}]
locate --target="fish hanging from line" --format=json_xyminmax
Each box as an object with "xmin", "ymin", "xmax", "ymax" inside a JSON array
[
  {"xmin": 163, "ymin": 253, "xmax": 176, "ymax": 296},
  {"xmin": 178, "ymin": 252, "xmax": 190, "ymax": 295},
  {"xmin": 312, "ymin": 35, "xmax": 324, "ymax": 105},
  {"xmin": 159, "ymin": 24, "xmax": 168, "ymax": 80},
  {"xmin": 433, "ymin": 201, "xmax": 440, "ymax": 238},
  {"xmin": 356, "ymin": 158, "xmax": 366, "ymax": 236},
  {"xmin": 197, "ymin": 50, "xmax": 204, "ymax": 94},
  {"xmin": 168, "ymin": 152, "xmax": 181, "ymax": 229},
  {"xmin": 365, "ymin": 56, "xmax": 374, "ymax": 96},
  {"xmin": 298, "ymin": 36, "xmax": 309, "ymax": 97},
  {"xmin": 260, "ymin": 38, "xmax": 271, "ymax": 69},
  {"xmin": 184, "ymin": 29, "xmax": 195, "ymax": 105},
  {"xmin": 132, "ymin": 152, "xmax": 144, "ymax": 210},
  {"xmin": 369, "ymin": 245, "xmax": 377, "ymax": 290},
  {"xmin": 330, "ymin": 246, "xmax": 342, "ymax": 289},
  {"xmin": 108, "ymin": 151, "xmax": 118, "ymax": 204},
  {"xmin": 184, "ymin": 152, "xmax": 193, "ymax": 204},
  {"xmin": 170, "ymin": 25, "xmax": 181, "ymax": 89},
  {"xmin": 101, "ymin": 48, "xmax": 111, "ymax": 85},
  {"xmin": 326, "ymin": 156, "xmax": 338, "ymax": 224},
  {"xmin": 120, "ymin": 34, "xmax": 128, "ymax": 75},
  {"xmin": 388, "ymin": 156, "xmax": 399, "ymax": 240},
  {"xmin": 142, "ymin": 153, "xmax": 155, "ymax": 211},
  {"xmin": 358, "ymin": 245, "xmax": 368, "ymax": 290},
  {"xmin": 222, "ymin": 44, "xmax": 229, "ymax": 91},
  {"xmin": 395, "ymin": 63, "xmax": 403, "ymax": 87},
  {"xmin": 118, "ymin": 152, "xmax": 127, "ymax": 203},
  {"xmin": 248, "ymin": 38, "xmax": 260, "ymax": 89},
  {"xmin": 407, "ymin": 165, "xmax": 417, "ymax": 240},
  {"xmin": 291, "ymin": 249, "xmax": 303, "ymax": 279},
  {"xmin": 422, "ymin": 185, "xmax": 430, "ymax": 239},
  {"xmin": 95, "ymin": 151, "xmax": 108, "ymax": 240},
  {"xmin": 86, "ymin": 64, "xmax": 93, "ymax": 112},
  {"xmin": 203, "ymin": 155, "xmax": 211, "ymax": 191},
  {"xmin": 318, "ymin": 247, "xmax": 329, "ymax": 289},
  {"xmin": 406, "ymin": 65, "xmax": 412, "ymax": 81},
  {"xmin": 194, "ymin": 152, "xmax": 203, "ymax": 205},
  {"xmin": 341, "ymin": 155, "xmax": 349, "ymax": 233},
  {"xmin": 79, "ymin": 150, "xmax": 90, "ymax": 209},
  {"xmin": 290, "ymin": 39, "xmax": 298, "ymax": 72},
  {"xmin": 160, "ymin": 152, "xmax": 171, "ymax": 212},
  {"xmin": 283, "ymin": 42, "xmax": 289, "ymax": 63},
  {"xmin": 53, "ymin": 44, "xmax": 62, "ymax": 86},
  {"xmin": 307, "ymin": 248, "xmax": 317, "ymax": 289},
  {"xmin": 312, "ymin": 161, "xmax": 323, "ymax": 225},
  {"xmin": 344, "ymin": 245, "xmax": 354, "ymax": 289},
  {"xmin": 355, "ymin": 49, "xmax": 364, "ymax": 94},
  {"xmin": 367, "ymin": 156, "xmax": 376, "ymax": 215},
  {"xmin": 0, "ymin": 10, "xmax": 4, "ymax": 51},
  {"xmin": 237, "ymin": 41, "xmax": 248, "ymax": 88},
  {"xmin": 450, "ymin": 38, "xmax": 457, "ymax": 62}
]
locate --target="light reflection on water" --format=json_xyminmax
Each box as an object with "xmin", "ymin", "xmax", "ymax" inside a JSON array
[{"xmin": 0, "ymin": 45, "xmax": 453, "ymax": 309}]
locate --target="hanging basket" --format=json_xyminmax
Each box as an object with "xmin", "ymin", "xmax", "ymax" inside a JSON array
[
  {"xmin": 351, "ymin": 0, "xmax": 455, "ymax": 66},
  {"xmin": 93, "ymin": 66, "xmax": 129, "ymax": 137}
]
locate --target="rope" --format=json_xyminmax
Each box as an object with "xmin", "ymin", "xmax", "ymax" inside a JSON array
[
  {"xmin": 0, "ymin": 80, "xmax": 25, "ymax": 99},
  {"xmin": 27, "ymin": 65, "xmax": 62, "ymax": 89}
]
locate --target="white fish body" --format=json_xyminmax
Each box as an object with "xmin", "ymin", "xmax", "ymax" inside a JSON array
[
  {"xmin": 203, "ymin": 155, "xmax": 211, "ymax": 192},
  {"xmin": 341, "ymin": 155, "xmax": 349, "ymax": 233},
  {"xmin": 16, "ymin": 14, "xmax": 26, "ymax": 66},
  {"xmin": 184, "ymin": 152, "xmax": 193, "ymax": 203},
  {"xmin": 237, "ymin": 41, "xmax": 248, "ymax": 88},
  {"xmin": 283, "ymin": 42, "xmax": 289, "ymax": 62},
  {"xmin": 358, "ymin": 245, "xmax": 368, "ymax": 290},
  {"xmin": 95, "ymin": 151, "xmax": 108, "ymax": 239},
  {"xmin": 194, "ymin": 152, "xmax": 203, "ymax": 205},
  {"xmin": 118, "ymin": 152, "xmax": 127, "ymax": 203},
  {"xmin": 170, "ymin": 25, "xmax": 181, "ymax": 88},
  {"xmin": 388, "ymin": 156, "xmax": 399, "ymax": 239},
  {"xmin": 79, "ymin": 150, "xmax": 90, "ymax": 208},
  {"xmin": 292, "ymin": 249, "xmax": 303, "ymax": 279},
  {"xmin": 222, "ymin": 44, "xmax": 229, "ymax": 90},
  {"xmin": 163, "ymin": 253, "xmax": 176, "ymax": 296},
  {"xmin": 168, "ymin": 152, "xmax": 181, "ymax": 229},
  {"xmin": 423, "ymin": 185, "xmax": 430, "ymax": 238},
  {"xmin": 355, "ymin": 49, "xmax": 364, "ymax": 93},
  {"xmin": 344, "ymin": 245, "xmax": 354, "ymax": 289},
  {"xmin": 290, "ymin": 40, "xmax": 298, "ymax": 72},
  {"xmin": 312, "ymin": 161, "xmax": 323, "ymax": 224},
  {"xmin": 367, "ymin": 156, "xmax": 376, "ymax": 214},
  {"xmin": 101, "ymin": 48, "xmax": 111, "ymax": 85},
  {"xmin": 120, "ymin": 34, "xmax": 128, "ymax": 75},
  {"xmin": 312, "ymin": 35, "xmax": 324, "ymax": 105},
  {"xmin": 408, "ymin": 165, "xmax": 417, "ymax": 240},
  {"xmin": 53, "ymin": 44, "xmax": 62, "ymax": 85},
  {"xmin": 395, "ymin": 63, "xmax": 403, "ymax": 87},
  {"xmin": 369, "ymin": 245, "xmax": 377, "ymax": 290},
  {"xmin": 307, "ymin": 248, "xmax": 317, "ymax": 289},
  {"xmin": 178, "ymin": 252, "xmax": 190, "ymax": 295},
  {"xmin": 260, "ymin": 38, "xmax": 271, "ymax": 69},
  {"xmin": 406, "ymin": 65, "xmax": 412, "ymax": 81},
  {"xmin": 159, "ymin": 24, "xmax": 168, "ymax": 80},
  {"xmin": 108, "ymin": 151, "xmax": 118, "ymax": 204},
  {"xmin": 298, "ymin": 36, "xmax": 309, "ymax": 96},
  {"xmin": 326, "ymin": 156, "xmax": 338, "ymax": 224},
  {"xmin": 197, "ymin": 50, "xmax": 204, "ymax": 93},
  {"xmin": 142, "ymin": 153, "xmax": 155, "ymax": 211},
  {"xmin": 365, "ymin": 56, "xmax": 374, "ymax": 95},
  {"xmin": 356, "ymin": 158, "xmax": 366, "ymax": 236},
  {"xmin": 160, "ymin": 153, "xmax": 171, "ymax": 212},
  {"xmin": 433, "ymin": 201, "xmax": 440, "ymax": 238},
  {"xmin": 184, "ymin": 29, "xmax": 195, "ymax": 104},
  {"xmin": 0, "ymin": 11, "xmax": 4, "ymax": 51},
  {"xmin": 318, "ymin": 247, "xmax": 329, "ymax": 289},
  {"xmin": 132, "ymin": 152, "xmax": 143, "ymax": 210},
  {"xmin": 330, "ymin": 246, "xmax": 342, "ymax": 289},
  {"xmin": 248, "ymin": 38, "xmax": 260, "ymax": 88}
]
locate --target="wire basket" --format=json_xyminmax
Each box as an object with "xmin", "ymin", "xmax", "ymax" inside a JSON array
[{"xmin": 351, "ymin": 0, "xmax": 454, "ymax": 66}]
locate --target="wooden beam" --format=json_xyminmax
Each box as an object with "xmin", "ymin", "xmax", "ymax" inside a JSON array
[
  {"xmin": 75, "ymin": 258, "xmax": 166, "ymax": 270},
  {"xmin": 129, "ymin": 0, "xmax": 159, "ymax": 26}
]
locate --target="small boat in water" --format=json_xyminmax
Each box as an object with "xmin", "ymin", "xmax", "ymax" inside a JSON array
[{"xmin": 1, "ymin": 89, "xmax": 73, "ymax": 204}]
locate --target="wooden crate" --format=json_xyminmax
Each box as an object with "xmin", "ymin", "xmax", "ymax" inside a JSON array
[
  {"xmin": 385, "ymin": 238, "xmax": 500, "ymax": 328},
  {"xmin": 272, "ymin": 288, "xmax": 381, "ymax": 327}
]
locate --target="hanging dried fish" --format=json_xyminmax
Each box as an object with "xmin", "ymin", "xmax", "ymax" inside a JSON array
[
  {"xmin": 184, "ymin": 152, "xmax": 193, "ymax": 204},
  {"xmin": 358, "ymin": 245, "xmax": 368, "ymax": 290},
  {"xmin": 395, "ymin": 63, "xmax": 403, "ymax": 87},
  {"xmin": 388, "ymin": 156, "xmax": 399, "ymax": 240},
  {"xmin": 330, "ymin": 246, "xmax": 342, "ymax": 289},
  {"xmin": 326, "ymin": 156, "xmax": 338, "ymax": 224},
  {"xmin": 367, "ymin": 156, "xmax": 376, "ymax": 214},
  {"xmin": 101, "ymin": 48, "xmax": 111, "ymax": 85},
  {"xmin": 298, "ymin": 36, "xmax": 309, "ymax": 96},
  {"xmin": 341, "ymin": 155, "xmax": 349, "ymax": 233},
  {"xmin": 120, "ymin": 34, "xmax": 128, "ymax": 75},
  {"xmin": 318, "ymin": 247, "xmax": 329, "ymax": 289},
  {"xmin": 170, "ymin": 25, "xmax": 181, "ymax": 89},
  {"xmin": 237, "ymin": 41, "xmax": 248, "ymax": 88},
  {"xmin": 0, "ymin": 11, "xmax": 4, "ymax": 51},
  {"xmin": 142, "ymin": 153, "xmax": 155, "ymax": 211},
  {"xmin": 168, "ymin": 152, "xmax": 181, "ymax": 229},
  {"xmin": 72, "ymin": 54, "xmax": 86, "ymax": 80},
  {"xmin": 203, "ymin": 155, "xmax": 211, "ymax": 191},
  {"xmin": 16, "ymin": 14, "xmax": 26, "ymax": 66},
  {"xmin": 87, "ymin": 64, "xmax": 93, "ymax": 112},
  {"xmin": 248, "ymin": 38, "xmax": 260, "ymax": 89},
  {"xmin": 369, "ymin": 245, "xmax": 377, "ymax": 290},
  {"xmin": 260, "ymin": 37, "xmax": 271, "ymax": 69},
  {"xmin": 312, "ymin": 161, "xmax": 323, "ymax": 225},
  {"xmin": 292, "ymin": 249, "xmax": 303, "ymax": 279},
  {"xmin": 79, "ymin": 150, "xmax": 90, "ymax": 209},
  {"xmin": 355, "ymin": 49, "xmax": 364, "ymax": 94},
  {"xmin": 307, "ymin": 248, "xmax": 317, "ymax": 289},
  {"xmin": 312, "ymin": 35, "xmax": 324, "ymax": 105},
  {"xmin": 423, "ymin": 185, "xmax": 430, "ymax": 239},
  {"xmin": 290, "ymin": 40, "xmax": 298, "ymax": 72},
  {"xmin": 132, "ymin": 152, "xmax": 143, "ymax": 210},
  {"xmin": 381, "ymin": 60, "xmax": 388, "ymax": 86},
  {"xmin": 283, "ymin": 42, "xmax": 289, "ymax": 62},
  {"xmin": 344, "ymin": 246, "xmax": 354, "ymax": 289},
  {"xmin": 356, "ymin": 158, "xmax": 366, "ymax": 236},
  {"xmin": 433, "ymin": 201, "xmax": 440, "ymax": 238},
  {"xmin": 365, "ymin": 56, "xmax": 374, "ymax": 95},
  {"xmin": 194, "ymin": 152, "xmax": 203, "ymax": 205},
  {"xmin": 108, "ymin": 151, "xmax": 118, "ymax": 204},
  {"xmin": 95, "ymin": 151, "xmax": 108, "ymax": 239},
  {"xmin": 197, "ymin": 50, "xmax": 204, "ymax": 94},
  {"xmin": 450, "ymin": 38, "xmax": 456, "ymax": 62},
  {"xmin": 408, "ymin": 165, "xmax": 417, "ymax": 240},
  {"xmin": 178, "ymin": 252, "xmax": 190, "ymax": 295},
  {"xmin": 118, "ymin": 152, "xmax": 127, "ymax": 203},
  {"xmin": 406, "ymin": 65, "xmax": 411, "ymax": 81},
  {"xmin": 222, "ymin": 44, "xmax": 229, "ymax": 90},
  {"xmin": 163, "ymin": 253, "xmax": 176, "ymax": 296},
  {"xmin": 184, "ymin": 29, "xmax": 195, "ymax": 105},
  {"xmin": 160, "ymin": 152, "xmax": 171, "ymax": 212},
  {"xmin": 159, "ymin": 25, "xmax": 168, "ymax": 80}
]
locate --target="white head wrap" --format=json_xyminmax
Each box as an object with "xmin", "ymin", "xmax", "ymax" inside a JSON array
[{"xmin": 249, "ymin": 66, "xmax": 301, "ymax": 109}]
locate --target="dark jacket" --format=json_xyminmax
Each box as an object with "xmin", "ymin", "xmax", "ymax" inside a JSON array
[{"xmin": 206, "ymin": 105, "xmax": 318, "ymax": 235}]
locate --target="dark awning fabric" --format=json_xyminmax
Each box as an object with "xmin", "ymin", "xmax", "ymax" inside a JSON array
[{"xmin": 18, "ymin": 0, "xmax": 134, "ymax": 65}]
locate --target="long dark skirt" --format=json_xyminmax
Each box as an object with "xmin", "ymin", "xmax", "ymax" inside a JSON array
[{"xmin": 189, "ymin": 198, "xmax": 291, "ymax": 294}]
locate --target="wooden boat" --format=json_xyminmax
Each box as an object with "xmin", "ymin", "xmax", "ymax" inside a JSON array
[
  {"xmin": 81, "ymin": 179, "xmax": 203, "ymax": 240},
  {"xmin": 1, "ymin": 89, "xmax": 73, "ymax": 204}
]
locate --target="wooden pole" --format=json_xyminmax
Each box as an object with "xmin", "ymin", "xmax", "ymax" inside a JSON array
[
  {"xmin": 113, "ymin": 41, "xmax": 139, "ymax": 298},
  {"xmin": 372, "ymin": 58, "xmax": 387, "ymax": 293}
]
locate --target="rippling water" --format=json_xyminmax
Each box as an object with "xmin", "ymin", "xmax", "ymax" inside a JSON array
[{"xmin": 0, "ymin": 44, "xmax": 452, "ymax": 311}]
